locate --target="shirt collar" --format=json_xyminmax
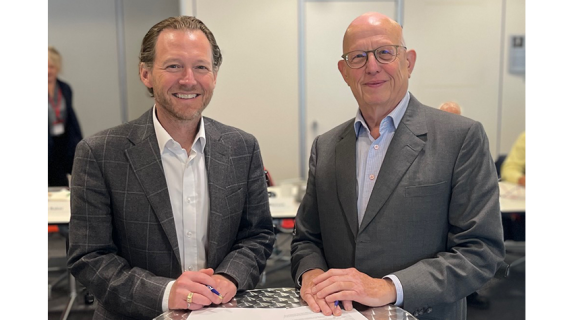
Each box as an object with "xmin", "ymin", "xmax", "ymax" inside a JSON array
[
  {"xmin": 354, "ymin": 91, "xmax": 410, "ymax": 137},
  {"xmin": 152, "ymin": 104, "xmax": 206, "ymax": 154}
]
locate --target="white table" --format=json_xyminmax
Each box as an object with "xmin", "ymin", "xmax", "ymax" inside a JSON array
[
  {"xmin": 499, "ymin": 181, "xmax": 525, "ymax": 213},
  {"xmin": 48, "ymin": 188, "xmax": 80, "ymax": 320},
  {"xmin": 153, "ymin": 288, "xmax": 419, "ymax": 320},
  {"xmin": 50, "ymin": 183, "xmax": 523, "ymax": 221},
  {"xmin": 48, "ymin": 188, "xmax": 71, "ymax": 224},
  {"xmin": 269, "ymin": 182, "xmax": 527, "ymax": 218},
  {"xmin": 498, "ymin": 181, "xmax": 526, "ymax": 272},
  {"xmin": 267, "ymin": 186, "xmax": 299, "ymax": 219}
]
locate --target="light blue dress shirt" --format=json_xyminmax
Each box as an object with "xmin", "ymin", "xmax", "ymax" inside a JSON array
[{"xmin": 353, "ymin": 91, "xmax": 410, "ymax": 306}]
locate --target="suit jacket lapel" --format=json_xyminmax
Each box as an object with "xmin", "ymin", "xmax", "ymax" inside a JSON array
[
  {"xmin": 359, "ymin": 96, "xmax": 427, "ymax": 233},
  {"xmin": 124, "ymin": 109, "xmax": 181, "ymax": 266},
  {"xmin": 336, "ymin": 122, "xmax": 359, "ymax": 238},
  {"xmin": 203, "ymin": 118, "xmax": 231, "ymax": 267}
]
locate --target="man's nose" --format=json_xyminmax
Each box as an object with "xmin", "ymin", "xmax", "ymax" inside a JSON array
[
  {"xmin": 365, "ymin": 52, "xmax": 381, "ymax": 74},
  {"xmin": 180, "ymin": 68, "xmax": 197, "ymax": 85}
]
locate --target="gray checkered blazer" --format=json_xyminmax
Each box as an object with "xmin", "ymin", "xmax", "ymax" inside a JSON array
[{"xmin": 67, "ymin": 109, "xmax": 275, "ymax": 319}]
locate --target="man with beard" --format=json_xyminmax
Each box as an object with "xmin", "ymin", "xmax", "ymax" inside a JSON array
[{"xmin": 67, "ymin": 16, "xmax": 274, "ymax": 320}]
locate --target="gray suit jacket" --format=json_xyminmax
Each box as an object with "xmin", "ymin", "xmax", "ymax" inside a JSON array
[
  {"xmin": 291, "ymin": 95, "xmax": 505, "ymax": 320},
  {"xmin": 68, "ymin": 109, "xmax": 275, "ymax": 320}
]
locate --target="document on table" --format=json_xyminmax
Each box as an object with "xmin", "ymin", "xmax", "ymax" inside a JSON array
[
  {"xmin": 284, "ymin": 306, "xmax": 367, "ymax": 320},
  {"xmin": 186, "ymin": 308, "xmax": 285, "ymax": 319},
  {"xmin": 186, "ymin": 306, "xmax": 366, "ymax": 320}
]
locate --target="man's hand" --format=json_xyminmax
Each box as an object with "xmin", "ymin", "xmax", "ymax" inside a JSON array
[
  {"xmin": 312, "ymin": 268, "xmax": 397, "ymax": 308},
  {"xmin": 168, "ymin": 268, "xmax": 222, "ymax": 310},
  {"xmin": 301, "ymin": 269, "xmax": 341, "ymax": 316},
  {"xmin": 211, "ymin": 274, "xmax": 237, "ymax": 304}
]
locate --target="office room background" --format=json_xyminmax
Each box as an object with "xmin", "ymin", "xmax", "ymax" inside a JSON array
[{"xmin": 48, "ymin": 0, "xmax": 525, "ymax": 183}]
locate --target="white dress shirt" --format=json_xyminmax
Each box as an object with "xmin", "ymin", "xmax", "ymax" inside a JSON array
[{"xmin": 152, "ymin": 106, "xmax": 210, "ymax": 311}]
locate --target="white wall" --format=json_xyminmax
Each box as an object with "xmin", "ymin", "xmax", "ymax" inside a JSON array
[
  {"xmin": 405, "ymin": 0, "xmax": 503, "ymax": 157},
  {"xmin": 48, "ymin": 0, "xmax": 179, "ymax": 138},
  {"xmin": 48, "ymin": 0, "xmax": 123, "ymax": 138},
  {"xmin": 195, "ymin": 0, "xmax": 525, "ymax": 181},
  {"xmin": 122, "ymin": 1, "xmax": 181, "ymax": 119},
  {"xmin": 49, "ymin": 0, "xmax": 525, "ymax": 183},
  {"xmin": 405, "ymin": 0, "xmax": 525, "ymax": 157},
  {"xmin": 499, "ymin": 0, "xmax": 526, "ymax": 154},
  {"xmin": 196, "ymin": 0, "xmax": 300, "ymax": 184}
]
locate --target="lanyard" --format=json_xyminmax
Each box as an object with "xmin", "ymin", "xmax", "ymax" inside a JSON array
[{"xmin": 49, "ymin": 88, "xmax": 63, "ymax": 123}]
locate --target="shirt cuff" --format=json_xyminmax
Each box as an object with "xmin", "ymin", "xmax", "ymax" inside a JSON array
[
  {"xmin": 162, "ymin": 280, "xmax": 176, "ymax": 312},
  {"xmin": 384, "ymin": 275, "xmax": 404, "ymax": 307},
  {"xmin": 297, "ymin": 268, "xmax": 322, "ymax": 287}
]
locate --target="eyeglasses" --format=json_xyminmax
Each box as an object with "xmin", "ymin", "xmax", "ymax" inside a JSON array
[{"xmin": 341, "ymin": 45, "xmax": 406, "ymax": 69}]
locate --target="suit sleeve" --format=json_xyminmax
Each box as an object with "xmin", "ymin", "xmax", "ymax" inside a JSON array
[
  {"xmin": 394, "ymin": 122, "xmax": 506, "ymax": 310},
  {"xmin": 67, "ymin": 140, "xmax": 171, "ymax": 319},
  {"xmin": 213, "ymin": 137, "xmax": 275, "ymax": 290},
  {"xmin": 290, "ymin": 137, "xmax": 329, "ymax": 285}
]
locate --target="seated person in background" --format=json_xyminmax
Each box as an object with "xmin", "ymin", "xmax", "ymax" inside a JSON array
[
  {"xmin": 48, "ymin": 46, "xmax": 82, "ymax": 187},
  {"xmin": 501, "ymin": 132, "xmax": 526, "ymax": 186},
  {"xmin": 291, "ymin": 12, "xmax": 504, "ymax": 320},
  {"xmin": 67, "ymin": 16, "xmax": 275, "ymax": 320},
  {"xmin": 438, "ymin": 101, "xmax": 462, "ymax": 115}
]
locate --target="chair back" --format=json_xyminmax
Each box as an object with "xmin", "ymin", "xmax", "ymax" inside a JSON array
[{"xmin": 495, "ymin": 154, "xmax": 507, "ymax": 179}]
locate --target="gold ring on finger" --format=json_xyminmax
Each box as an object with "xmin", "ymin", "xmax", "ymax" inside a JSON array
[{"xmin": 187, "ymin": 292, "xmax": 194, "ymax": 304}]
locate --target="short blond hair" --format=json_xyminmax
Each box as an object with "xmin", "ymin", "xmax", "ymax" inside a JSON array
[{"xmin": 48, "ymin": 46, "xmax": 62, "ymax": 71}]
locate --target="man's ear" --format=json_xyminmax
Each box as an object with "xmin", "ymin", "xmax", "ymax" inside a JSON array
[
  {"xmin": 139, "ymin": 63, "xmax": 152, "ymax": 89},
  {"xmin": 405, "ymin": 49, "xmax": 416, "ymax": 78},
  {"xmin": 338, "ymin": 60, "xmax": 349, "ymax": 86}
]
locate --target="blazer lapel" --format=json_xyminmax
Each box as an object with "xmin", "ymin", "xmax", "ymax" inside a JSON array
[
  {"xmin": 124, "ymin": 109, "xmax": 181, "ymax": 266},
  {"xmin": 203, "ymin": 119, "xmax": 231, "ymax": 267},
  {"xmin": 359, "ymin": 96, "xmax": 427, "ymax": 233},
  {"xmin": 336, "ymin": 122, "xmax": 359, "ymax": 238}
]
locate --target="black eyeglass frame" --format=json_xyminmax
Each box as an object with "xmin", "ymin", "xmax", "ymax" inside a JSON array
[{"xmin": 341, "ymin": 45, "xmax": 407, "ymax": 69}]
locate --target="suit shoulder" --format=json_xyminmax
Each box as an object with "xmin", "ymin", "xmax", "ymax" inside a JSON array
[
  {"xmin": 317, "ymin": 118, "xmax": 355, "ymax": 141},
  {"xmin": 413, "ymin": 104, "xmax": 489, "ymax": 153},
  {"xmin": 204, "ymin": 117, "xmax": 258, "ymax": 144},
  {"xmin": 81, "ymin": 111, "xmax": 152, "ymax": 149},
  {"xmin": 80, "ymin": 124, "xmax": 128, "ymax": 150},
  {"xmin": 421, "ymin": 104, "xmax": 482, "ymax": 132}
]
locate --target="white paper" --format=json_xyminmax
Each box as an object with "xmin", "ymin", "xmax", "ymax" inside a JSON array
[
  {"xmin": 284, "ymin": 306, "xmax": 367, "ymax": 320},
  {"xmin": 48, "ymin": 189, "xmax": 71, "ymax": 223},
  {"xmin": 186, "ymin": 308, "xmax": 285, "ymax": 320}
]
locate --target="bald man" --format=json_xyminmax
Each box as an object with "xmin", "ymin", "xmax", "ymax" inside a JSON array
[
  {"xmin": 291, "ymin": 12, "xmax": 504, "ymax": 320},
  {"xmin": 439, "ymin": 101, "xmax": 462, "ymax": 115}
]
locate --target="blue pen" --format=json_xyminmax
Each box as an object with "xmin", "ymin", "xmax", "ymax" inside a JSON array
[
  {"xmin": 206, "ymin": 285, "xmax": 223, "ymax": 299},
  {"xmin": 335, "ymin": 300, "xmax": 340, "ymax": 308}
]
